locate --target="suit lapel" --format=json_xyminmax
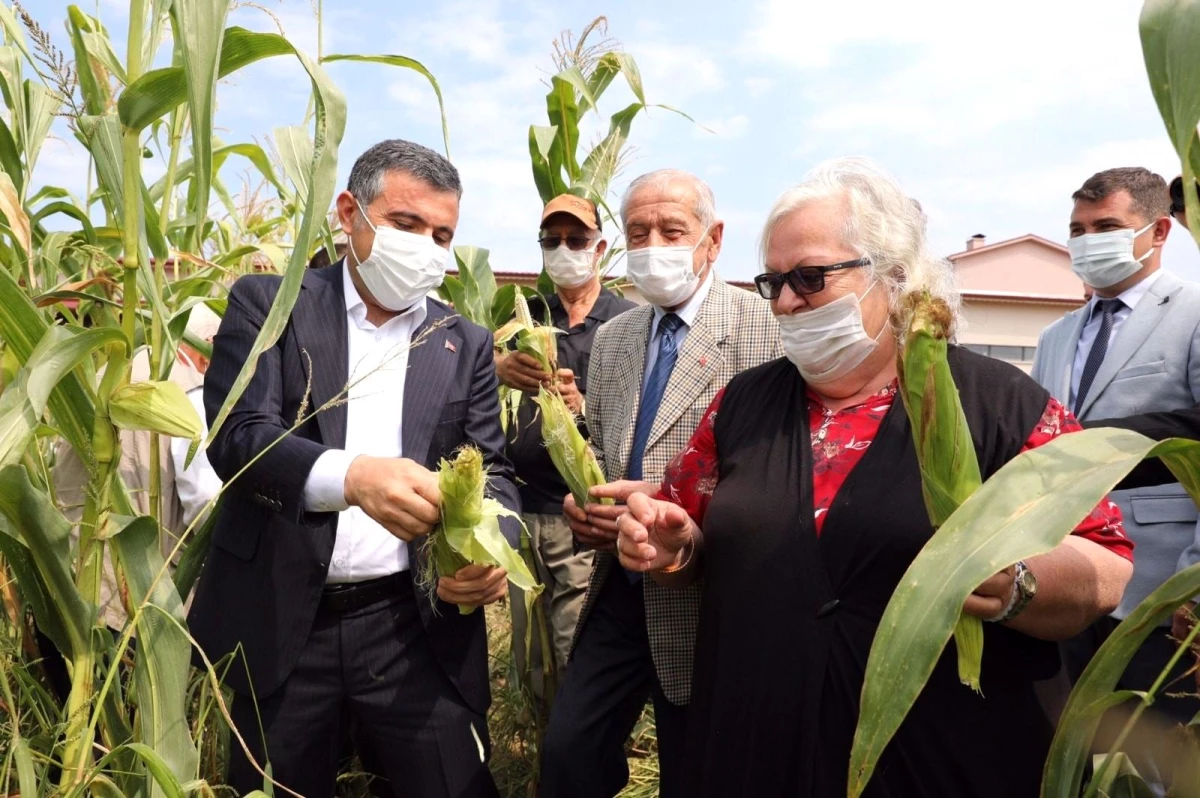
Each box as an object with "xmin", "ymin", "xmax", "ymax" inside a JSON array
[
  {"xmin": 1079, "ymin": 273, "xmax": 1181, "ymax": 418},
  {"xmin": 644, "ymin": 279, "xmax": 731, "ymax": 454},
  {"xmin": 295, "ymin": 265, "xmax": 350, "ymax": 448},
  {"xmin": 1056, "ymin": 309, "xmax": 1088, "ymax": 404},
  {"xmin": 402, "ymin": 304, "xmax": 461, "ymax": 468},
  {"xmin": 614, "ymin": 311, "xmax": 653, "ymax": 477}
]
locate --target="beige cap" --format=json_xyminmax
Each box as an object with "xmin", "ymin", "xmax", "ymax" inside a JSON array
[{"xmin": 541, "ymin": 193, "xmax": 599, "ymax": 230}]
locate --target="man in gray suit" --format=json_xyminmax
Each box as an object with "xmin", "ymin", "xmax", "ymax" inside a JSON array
[
  {"xmin": 1031, "ymin": 166, "xmax": 1200, "ymax": 751},
  {"xmin": 539, "ymin": 169, "xmax": 781, "ymax": 798}
]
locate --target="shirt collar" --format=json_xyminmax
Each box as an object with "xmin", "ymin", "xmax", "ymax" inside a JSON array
[
  {"xmin": 652, "ymin": 271, "xmax": 713, "ymax": 335},
  {"xmin": 341, "ymin": 260, "xmax": 428, "ymax": 329},
  {"xmin": 1087, "ymin": 269, "xmax": 1164, "ymax": 318}
]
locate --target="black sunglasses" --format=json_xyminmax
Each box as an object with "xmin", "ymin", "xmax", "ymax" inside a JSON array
[
  {"xmin": 538, "ymin": 234, "xmax": 594, "ymax": 252},
  {"xmin": 753, "ymin": 258, "xmax": 870, "ymax": 299}
]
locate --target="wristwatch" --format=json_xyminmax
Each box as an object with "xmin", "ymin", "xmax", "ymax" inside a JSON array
[{"xmin": 988, "ymin": 561, "xmax": 1038, "ymax": 623}]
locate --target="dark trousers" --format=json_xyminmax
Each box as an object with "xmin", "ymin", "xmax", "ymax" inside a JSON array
[
  {"xmin": 540, "ymin": 568, "xmax": 689, "ymax": 798},
  {"xmin": 229, "ymin": 583, "xmax": 498, "ymax": 798},
  {"xmin": 1063, "ymin": 616, "xmax": 1200, "ymax": 784}
]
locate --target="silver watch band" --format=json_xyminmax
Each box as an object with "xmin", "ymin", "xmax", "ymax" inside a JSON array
[{"xmin": 985, "ymin": 561, "xmax": 1026, "ymax": 623}]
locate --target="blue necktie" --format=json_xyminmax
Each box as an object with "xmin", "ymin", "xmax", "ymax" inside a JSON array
[
  {"xmin": 628, "ymin": 313, "xmax": 684, "ymax": 481},
  {"xmin": 1074, "ymin": 298, "xmax": 1123, "ymax": 417},
  {"xmin": 624, "ymin": 313, "xmax": 683, "ymax": 583}
]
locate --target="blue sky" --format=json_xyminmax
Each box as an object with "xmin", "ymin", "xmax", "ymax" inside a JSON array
[{"xmin": 23, "ymin": 0, "xmax": 1200, "ymax": 284}]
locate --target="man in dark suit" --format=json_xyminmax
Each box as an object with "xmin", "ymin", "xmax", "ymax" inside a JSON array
[{"xmin": 189, "ymin": 139, "xmax": 518, "ymax": 798}]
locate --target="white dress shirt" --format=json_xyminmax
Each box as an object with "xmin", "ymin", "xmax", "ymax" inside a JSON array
[
  {"xmin": 302, "ymin": 263, "xmax": 428, "ymax": 583},
  {"xmin": 1070, "ymin": 269, "xmax": 1165, "ymax": 407},
  {"xmin": 642, "ymin": 272, "xmax": 713, "ymax": 394},
  {"xmin": 168, "ymin": 387, "xmax": 223, "ymax": 528}
]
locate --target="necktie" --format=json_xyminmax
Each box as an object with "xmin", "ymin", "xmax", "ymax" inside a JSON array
[
  {"xmin": 627, "ymin": 313, "xmax": 684, "ymax": 481},
  {"xmin": 1074, "ymin": 298, "xmax": 1124, "ymax": 417},
  {"xmin": 624, "ymin": 313, "xmax": 683, "ymax": 583}
]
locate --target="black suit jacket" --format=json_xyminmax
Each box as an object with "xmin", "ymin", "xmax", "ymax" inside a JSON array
[{"xmin": 188, "ymin": 263, "xmax": 520, "ymax": 711}]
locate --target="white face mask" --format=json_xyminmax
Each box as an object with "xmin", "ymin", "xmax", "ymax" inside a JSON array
[
  {"xmin": 777, "ymin": 282, "xmax": 885, "ymax": 384},
  {"xmin": 349, "ymin": 198, "xmax": 448, "ymax": 311},
  {"xmin": 543, "ymin": 245, "xmax": 598, "ymax": 290},
  {"xmin": 1068, "ymin": 222, "xmax": 1156, "ymax": 289},
  {"xmin": 625, "ymin": 228, "xmax": 711, "ymax": 308}
]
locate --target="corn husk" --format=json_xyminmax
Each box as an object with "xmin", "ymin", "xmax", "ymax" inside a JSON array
[
  {"xmin": 512, "ymin": 291, "xmax": 559, "ymax": 376},
  {"xmin": 532, "ymin": 385, "xmax": 611, "ymax": 510},
  {"xmin": 419, "ymin": 446, "xmax": 541, "ymax": 615},
  {"xmin": 896, "ymin": 292, "xmax": 986, "ymax": 693},
  {"xmin": 108, "ymin": 380, "xmax": 204, "ymax": 467}
]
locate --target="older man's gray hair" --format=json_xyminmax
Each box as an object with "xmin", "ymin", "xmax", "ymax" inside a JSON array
[
  {"xmin": 621, "ymin": 168, "xmax": 717, "ymax": 230},
  {"xmin": 347, "ymin": 139, "xmax": 462, "ymax": 207},
  {"xmin": 759, "ymin": 156, "xmax": 961, "ymax": 335}
]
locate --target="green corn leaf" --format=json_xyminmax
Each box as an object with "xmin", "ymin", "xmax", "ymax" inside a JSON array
[
  {"xmin": 848, "ymin": 430, "xmax": 1200, "ymax": 797},
  {"xmin": 0, "ymin": 325, "xmax": 125, "ymax": 469},
  {"xmin": 545, "ymin": 76, "xmax": 581, "ymax": 188},
  {"xmin": 528, "ymin": 124, "xmax": 563, "ymax": 203},
  {"xmin": 110, "ymin": 517, "xmax": 200, "ymax": 797},
  {"xmin": 67, "ymin": 6, "xmax": 113, "ymax": 115},
  {"xmin": 1041, "ymin": 562, "xmax": 1200, "ymax": 798},
  {"xmin": 1140, "ymin": 0, "xmax": 1200, "ymax": 245},
  {"xmin": 168, "ymin": 0, "xmax": 233, "ymax": 250},
  {"xmin": 0, "ymin": 3, "xmax": 33, "ymax": 64},
  {"xmin": 0, "ymin": 464, "xmax": 93, "ymax": 658},
  {"xmin": 0, "ymin": 266, "xmax": 97, "ymax": 457},
  {"xmin": 195, "ymin": 32, "xmax": 347, "ymax": 447},
  {"xmin": 13, "ymin": 735, "xmax": 38, "ymax": 798},
  {"xmin": 274, "ymin": 123, "xmax": 314, "ymax": 207},
  {"xmin": 322, "ymin": 53, "xmax": 450, "ymax": 157},
  {"xmin": 22, "ymin": 80, "xmax": 59, "ymax": 173}
]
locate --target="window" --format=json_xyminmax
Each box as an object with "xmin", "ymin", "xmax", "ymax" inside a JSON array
[{"xmin": 990, "ymin": 345, "xmax": 1024, "ymax": 361}]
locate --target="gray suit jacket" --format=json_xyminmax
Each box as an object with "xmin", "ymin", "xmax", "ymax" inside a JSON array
[
  {"xmin": 575, "ymin": 275, "xmax": 782, "ymax": 704},
  {"xmin": 1030, "ymin": 270, "xmax": 1200, "ymax": 618}
]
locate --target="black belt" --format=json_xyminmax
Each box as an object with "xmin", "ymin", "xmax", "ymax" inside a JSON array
[{"xmin": 319, "ymin": 573, "xmax": 412, "ymax": 614}]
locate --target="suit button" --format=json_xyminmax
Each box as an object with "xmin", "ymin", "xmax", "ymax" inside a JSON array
[{"xmin": 816, "ymin": 599, "xmax": 840, "ymax": 619}]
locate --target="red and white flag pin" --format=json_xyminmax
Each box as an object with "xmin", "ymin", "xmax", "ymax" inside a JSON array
[{"xmin": 444, "ymin": 339, "xmax": 457, "ymax": 353}]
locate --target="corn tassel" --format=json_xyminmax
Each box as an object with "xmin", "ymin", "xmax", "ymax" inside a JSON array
[{"xmin": 896, "ymin": 292, "xmax": 986, "ymax": 693}]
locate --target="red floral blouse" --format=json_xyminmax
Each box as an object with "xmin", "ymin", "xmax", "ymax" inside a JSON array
[{"xmin": 658, "ymin": 380, "xmax": 1133, "ymax": 561}]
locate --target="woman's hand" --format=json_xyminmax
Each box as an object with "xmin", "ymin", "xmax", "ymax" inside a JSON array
[
  {"xmin": 617, "ymin": 491, "xmax": 694, "ymax": 573},
  {"xmin": 963, "ymin": 566, "xmax": 1016, "ymax": 619},
  {"xmin": 564, "ymin": 480, "xmax": 661, "ymax": 552}
]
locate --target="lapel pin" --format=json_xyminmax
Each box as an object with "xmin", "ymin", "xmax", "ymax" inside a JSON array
[
  {"xmin": 699, "ymin": 356, "xmax": 708, "ymax": 367},
  {"xmin": 444, "ymin": 339, "xmax": 457, "ymax": 353}
]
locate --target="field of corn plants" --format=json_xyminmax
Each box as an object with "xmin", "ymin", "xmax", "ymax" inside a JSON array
[{"xmin": 0, "ymin": 0, "xmax": 1198, "ymax": 796}]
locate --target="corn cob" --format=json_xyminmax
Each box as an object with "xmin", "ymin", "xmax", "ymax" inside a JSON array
[
  {"xmin": 419, "ymin": 446, "xmax": 541, "ymax": 615},
  {"xmin": 896, "ymin": 292, "xmax": 986, "ymax": 693},
  {"xmin": 533, "ymin": 385, "xmax": 612, "ymax": 510},
  {"xmin": 513, "ymin": 291, "xmax": 559, "ymax": 378}
]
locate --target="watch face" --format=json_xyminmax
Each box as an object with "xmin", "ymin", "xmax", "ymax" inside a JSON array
[{"xmin": 1018, "ymin": 566, "xmax": 1038, "ymax": 595}]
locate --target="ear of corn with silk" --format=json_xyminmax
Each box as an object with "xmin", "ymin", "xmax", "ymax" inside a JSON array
[{"xmin": 419, "ymin": 446, "xmax": 541, "ymax": 615}]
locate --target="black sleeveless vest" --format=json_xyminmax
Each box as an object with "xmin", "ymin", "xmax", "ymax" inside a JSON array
[{"xmin": 683, "ymin": 347, "xmax": 1058, "ymax": 798}]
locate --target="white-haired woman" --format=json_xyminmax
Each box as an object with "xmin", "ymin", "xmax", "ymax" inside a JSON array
[{"xmin": 613, "ymin": 158, "xmax": 1134, "ymax": 797}]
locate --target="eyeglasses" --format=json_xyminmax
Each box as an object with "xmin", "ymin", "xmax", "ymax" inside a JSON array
[
  {"xmin": 538, "ymin": 234, "xmax": 594, "ymax": 252},
  {"xmin": 753, "ymin": 258, "xmax": 870, "ymax": 299}
]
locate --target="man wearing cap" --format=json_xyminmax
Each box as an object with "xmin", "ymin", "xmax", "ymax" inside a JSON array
[{"xmin": 495, "ymin": 193, "xmax": 635, "ymax": 684}]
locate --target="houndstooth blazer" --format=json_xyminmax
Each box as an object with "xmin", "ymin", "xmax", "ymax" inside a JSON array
[{"xmin": 575, "ymin": 275, "xmax": 782, "ymax": 705}]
